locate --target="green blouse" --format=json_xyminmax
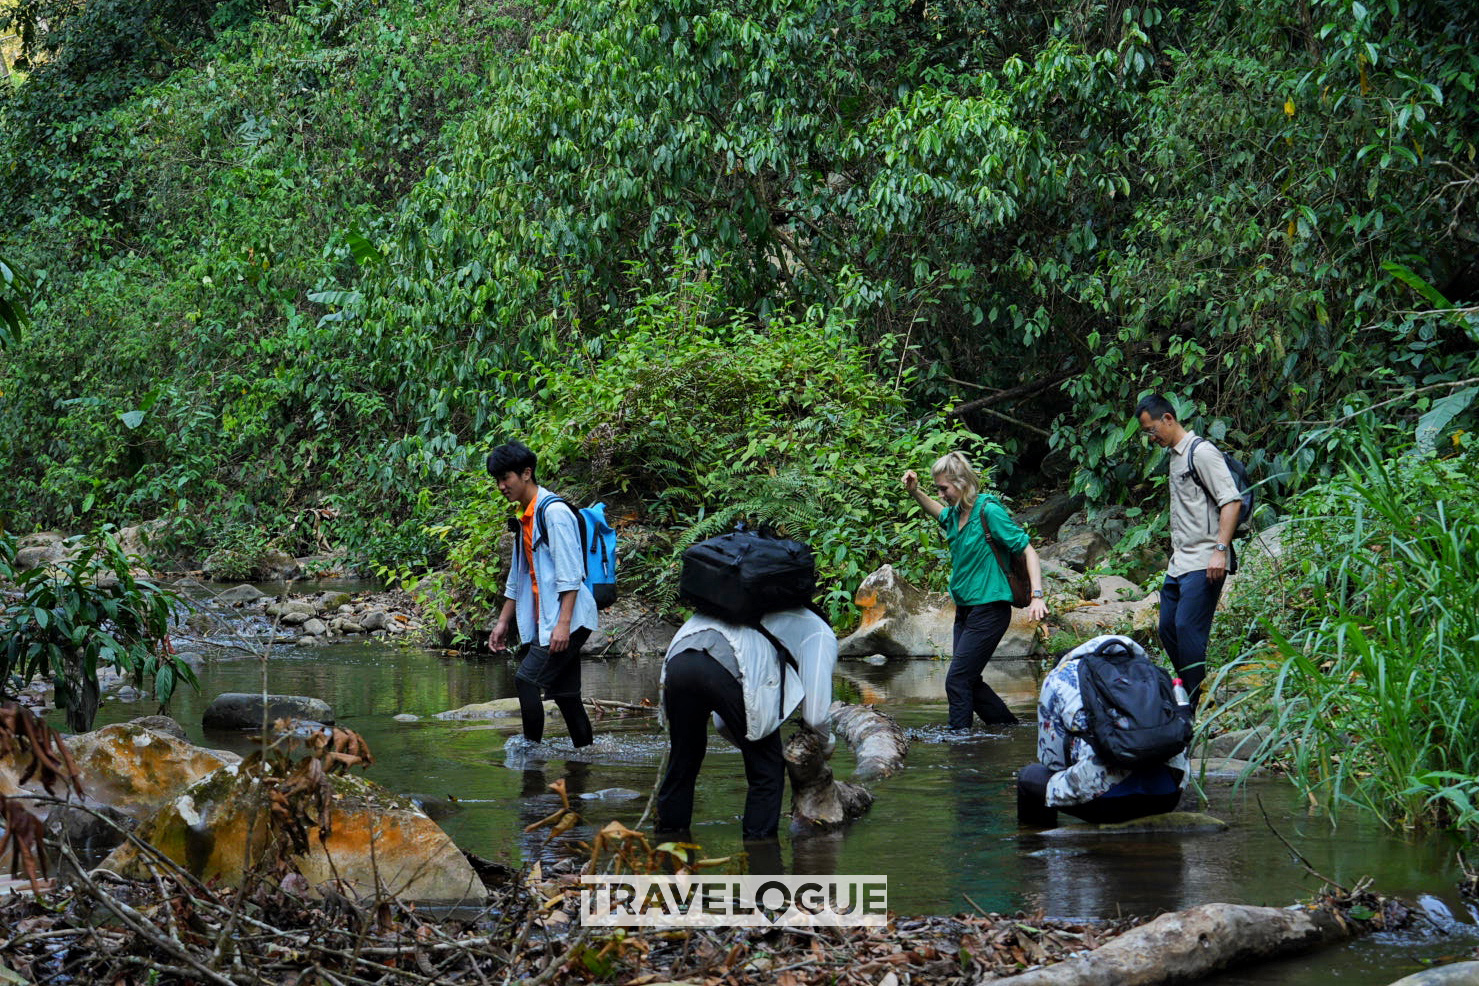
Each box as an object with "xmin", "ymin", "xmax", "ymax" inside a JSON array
[{"xmin": 938, "ymin": 495, "xmax": 1031, "ymax": 606}]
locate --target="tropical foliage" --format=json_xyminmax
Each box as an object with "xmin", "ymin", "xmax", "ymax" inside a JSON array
[
  {"xmin": 4, "ymin": 0, "xmax": 1477, "ymax": 555},
  {"xmin": 409, "ymin": 266, "xmax": 989, "ymax": 635},
  {"xmin": 1205, "ymin": 433, "xmax": 1479, "ymax": 836},
  {"xmin": 1, "ymin": 531, "xmax": 194, "ymax": 732},
  {"xmin": 2, "ymin": 0, "xmax": 1479, "ymax": 818}
]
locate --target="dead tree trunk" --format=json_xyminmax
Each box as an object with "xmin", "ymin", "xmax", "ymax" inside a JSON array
[
  {"xmin": 827, "ymin": 701, "xmax": 909, "ymax": 780},
  {"xmin": 785, "ymin": 702, "xmax": 909, "ymax": 830}
]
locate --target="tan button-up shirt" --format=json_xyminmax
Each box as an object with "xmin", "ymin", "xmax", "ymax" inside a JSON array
[{"xmin": 1166, "ymin": 431, "xmax": 1242, "ymax": 577}]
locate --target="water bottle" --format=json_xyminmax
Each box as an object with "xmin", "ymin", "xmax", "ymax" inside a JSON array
[{"xmin": 1172, "ymin": 677, "xmax": 1192, "ymax": 720}]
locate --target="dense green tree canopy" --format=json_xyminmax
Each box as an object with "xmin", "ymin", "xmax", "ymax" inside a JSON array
[{"xmin": 2, "ymin": 0, "xmax": 1477, "ymax": 592}]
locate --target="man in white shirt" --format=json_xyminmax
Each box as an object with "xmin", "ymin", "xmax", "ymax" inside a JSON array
[
  {"xmin": 1134, "ymin": 395, "xmax": 1243, "ymax": 708},
  {"xmin": 485, "ymin": 440, "xmax": 599, "ymax": 747},
  {"xmin": 656, "ymin": 607, "xmax": 837, "ymax": 841}
]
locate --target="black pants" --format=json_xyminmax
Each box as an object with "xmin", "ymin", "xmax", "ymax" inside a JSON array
[
  {"xmin": 514, "ymin": 627, "xmax": 593, "ymax": 747},
  {"xmin": 1016, "ymin": 763, "xmax": 1182, "ymax": 827},
  {"xmin": 657, "ymin": 649, "xmax": 786, "ymax": 840},
  {"xmin": 946, "ymin": 602, "xmax": 1019, "ymax": 728}
]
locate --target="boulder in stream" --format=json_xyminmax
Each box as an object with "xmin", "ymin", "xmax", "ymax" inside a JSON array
[
  {"xmin": 1385, "ymin": 962, "xmax": 1479, "ymax": 986},
  {"xmin": 839, "ymin": 565, "xmax": 1039, "ymax": 658},
  {"xmin": 66, "ymin": 722, "xmax": 238, "ymax": 819},
  {"xmin": 216, "ymin": 584, "xmax": 267, "ymax": 606},
  {"xmin": 203, "ymin": 692, "xmax": 335, "ymax": 730},
  {"xmin": 1199, "ymin": 725, "xmax": 1275, "ymax": 760},
  {"xmin": 100, "ymin": 762, "xmax": 483, "ymax": 903},
  {"xmin": 436, "ymin": 697, "xmax": 556, "ymax": 720}
]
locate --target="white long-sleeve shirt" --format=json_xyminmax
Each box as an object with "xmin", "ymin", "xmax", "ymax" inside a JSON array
[{"xmin": 662, "ymin": 608, "xmax": 836, "ymax": 740}]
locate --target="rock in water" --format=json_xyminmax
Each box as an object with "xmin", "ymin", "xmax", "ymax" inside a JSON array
[
  {"xmin": 66, "ymin": 723, "xmax": 237, "ymax": 819},
  {"xmin": 203, "ymin": 693, "xmax": 334, "ymax": 730},
  {"xmin": 102, "ymin": 763, "xmax": 482, "ymax": 902},
  {"xmin": 1384, "ymin": 962, "xmax": 1479, "ymax": 986}
]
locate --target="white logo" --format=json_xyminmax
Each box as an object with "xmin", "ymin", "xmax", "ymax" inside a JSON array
[{"xmin": 579, "ymin": 875, "xmax": 888, "ymax": 928}]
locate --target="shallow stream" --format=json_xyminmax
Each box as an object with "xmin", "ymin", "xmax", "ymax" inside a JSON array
[{"xmin": 87, "ymin": 584, "xmax": 1478, "ymax": 984}]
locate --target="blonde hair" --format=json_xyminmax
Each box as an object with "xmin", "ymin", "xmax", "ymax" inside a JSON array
[{"xmin": 931, "ymin": 451, "xmax": 980, "ymax": 508}]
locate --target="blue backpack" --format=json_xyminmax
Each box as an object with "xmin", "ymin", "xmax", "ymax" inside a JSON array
[{"xmin": 535, "ymin": 498, "xmax": 617, "ymax": 609}]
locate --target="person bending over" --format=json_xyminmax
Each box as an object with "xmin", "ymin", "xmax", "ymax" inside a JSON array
[
  {"xmin": 656, "ymin": 607, "xmax": 836, "ymax": 841},
  {"xmin": 1017, "ymin": 635, "xmax": 1188, "ymax": 827}
]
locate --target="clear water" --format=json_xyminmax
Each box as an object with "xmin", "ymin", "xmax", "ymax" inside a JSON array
[{"xmin": 88, "ymin": 627, "xmax": 1478, "ymax": 984}]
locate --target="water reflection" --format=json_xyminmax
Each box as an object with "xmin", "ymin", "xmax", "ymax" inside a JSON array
[
  {"xmin": 1022, "ymin": 836, "xmax": 1190, "ymax": 921},
  {"xmin": 516, "ymin": 760, "xmax": 591, "ymax": 869},
  {"xmin": 835, "ymin": 655, "xmax": 1039, "ymax": 709}
]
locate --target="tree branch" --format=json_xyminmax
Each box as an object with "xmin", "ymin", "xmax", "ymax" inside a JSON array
[{"xmin": 948, "ymin": 369, "xmax": 1077, "ymax": 420}]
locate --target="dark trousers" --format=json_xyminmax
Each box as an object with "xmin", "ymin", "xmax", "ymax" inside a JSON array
[
  {"xmin": 946, "ymin": 602, "xmax": 1019, "ymax": 728},
  {"xmin": 1158, "ymin": 571, "xmax": 1225, "ymax": 705},
  {"xmin": 657, "ymin": 649, "xmax": 786, "ymax": 840},
  {"xmin": 1016, "ymin": 763, "xmax": 1182, "ymax": 827},
  {"xmin": 514, "ymin": 627, "xmax": 593, "ymax": 747}
]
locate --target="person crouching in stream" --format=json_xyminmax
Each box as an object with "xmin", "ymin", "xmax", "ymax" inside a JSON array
[
  {"xmin": 1017, "ymin": 635, "xmax": 1190, "ymax": 827},
  {"xmin": 656, "ymin": 607, "xmax": 837, "ymax": 843}
]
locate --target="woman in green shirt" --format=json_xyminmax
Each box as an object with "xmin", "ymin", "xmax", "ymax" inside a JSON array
[{"xmin": 902, "ymin": 452, "xmax": 1048, "ymax": 728}]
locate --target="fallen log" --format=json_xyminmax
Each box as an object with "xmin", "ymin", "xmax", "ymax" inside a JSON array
[
  {"xmin": 784, "ymin": 726, "xmax": 873, "ymax": 831},
  {"xmin": 828, "ymin": 700, "xmax": 909, "ymax": 781},
  {"xmin": 986, "ymin": 900, "xmax": 1379, "ymax": 986},
  {"xmin": 784, "ymin": 702, "xmax": 909, "ymax": 830}
]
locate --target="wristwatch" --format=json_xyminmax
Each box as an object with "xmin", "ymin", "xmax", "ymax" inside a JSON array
[
  {"xmin": 1031, "ymin": 589, "xmax": 1044, "ymax": 598},
  {"xmin": 1213, "ymin": 543, "xmax": 1228, "ymax": 552}
]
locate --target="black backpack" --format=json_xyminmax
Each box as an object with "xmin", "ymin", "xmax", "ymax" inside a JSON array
[
  {"xmin": 678, "ymin": 527, "xmax": 816, "ymax": 623},
  {"xmin": 1186, "ymin": 438, "xmax": 1255, "ymax": 534},
  {"xmin": 1075, "ymin": 639, "xmax": 1192, "ymax": 769}
]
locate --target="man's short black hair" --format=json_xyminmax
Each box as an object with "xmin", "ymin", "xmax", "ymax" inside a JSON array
[
  {"xmin": 487, "ymin": 440, "xmax": 537, "ymax": 481},
  {"xmin": 1134, "ymin": 394, "xmax": 1178, "ymax": 421}
]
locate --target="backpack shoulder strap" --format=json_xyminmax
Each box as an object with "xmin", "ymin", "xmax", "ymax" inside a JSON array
[
  {"xmin": 1185, "ymin": 438, "xmax": 1215, "ymax": 503},
  {"xmin": 752, "ymin": 620, "xmax": 801, "ymax": 672},
  {"xmin": 534, "ymin": 495, "xmax": 591, "ymax": 562},
  {"xmin": 976, "ymin": 495, "xmax": 994, "ymax": 542},
  {"xmin": 1065, "ymin": 651, "xmax": 1109, "ymax": 765},
  {"xmin": 752, "ymin": 619, "xmax": 801, "ymax": 718},
  {"xmin": 976, "ymin": 495, "xmax": 1012, "ymax": 555}
]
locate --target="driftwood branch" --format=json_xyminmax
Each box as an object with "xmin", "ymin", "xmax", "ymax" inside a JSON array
[
  {"xmin": 989, "ymin": 902, "xmax": 1352, "ymax": 986},
  {"xmin": 785, "ymin": 702, "xmax": 909, "ymax": 830},
  {"xmin": 785, "ymin": 726, "xmax": 873, "ymax": 831},
  {"xmin": 828, "ymin": 701, "xmax": 909, "ymax": 781}
]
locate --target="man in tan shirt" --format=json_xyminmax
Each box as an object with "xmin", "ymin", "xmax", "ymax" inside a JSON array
[{"xmin": 1134, "ymin": 395, "xmax": 1243, "ymax": 708}]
